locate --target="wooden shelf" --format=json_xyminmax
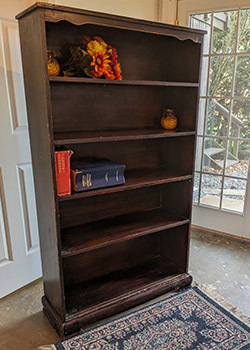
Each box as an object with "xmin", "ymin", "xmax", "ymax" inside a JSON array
[
  {"xmin": 61, "ymin": 208, "xmax": 189, "ymax": 257},
  {"xmin": 58, "ymin": 168, "xmax": 192, "ymax": 201},
  {"xmin": 65, "ymin": 257, "xmax": 185, "ymax": 317},
  {"xmin": 50, "ymin": 76, "xmax": 199, "ymax": 87},
  {"xmin": 53, "ymin": 129, "xmax": 195, "ymax": 145}
]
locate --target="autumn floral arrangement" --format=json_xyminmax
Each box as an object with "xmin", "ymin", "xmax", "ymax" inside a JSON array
[{"xmin": 59, "ymin": 36, "xmax": 122, "ymax": 80}]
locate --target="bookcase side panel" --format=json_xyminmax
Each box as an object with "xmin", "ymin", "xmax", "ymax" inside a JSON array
[{"xmin": 18, "ymin": 10, "xmax": 64, "ymax": 318}]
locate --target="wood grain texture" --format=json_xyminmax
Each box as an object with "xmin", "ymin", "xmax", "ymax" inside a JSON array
[
  {"xmin": 46, "ymin": 22, "xmax": 201, "ymax": 81},
  {"xmin": 17, "ymin": 3, "xmax": 203, "ymax": 338},
  {"xmin": 43, "ymin": 272, "xmax": 192, "ymax": 337},
  {"xmin": 61, "ymin": 209, "xmax": 189, "ymax": 257},
  {"xmin": 16, "ymin": 2, "xmax": 205, "ymax": 42},
  {"xmin": 49, "ymin": 76, "xmax": 199, "ymax": 87},
  {"xmin": 64, "ymin": 256, "xmax": 187, "ymax": 314},
  {"xmin": 58, "ymin": 169, "xmax": 193, "ymax": 202},
  {"xmin": 59, "ymin": 185, "xmax": 163, "ymax": 228},
  {"xmin": 54, "ymin": 129, "xmax": 196, "ymax": 145},
  {"xmin": 51, "ymin": 83, "xmax": 198, "ymax": 133},
  {"xmin": 18, "ymin": 10, "xmax": 65, "ymax": 319},
  {"xmin": 63, "ymin": 234, "xmax": 160, "ymax": 286}
]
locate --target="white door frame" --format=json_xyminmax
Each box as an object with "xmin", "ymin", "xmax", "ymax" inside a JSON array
[{"xmin": 178, "ymin": 0, "xmax": 250, "ymax": 239}]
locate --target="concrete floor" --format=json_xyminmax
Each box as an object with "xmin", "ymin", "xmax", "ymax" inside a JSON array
[
  {"xmin": 0, "ymin": 228, "xmax": 250, "ymax": 350},
  {"xmin": 190, "ymin": 228, "xmax": 250, "ymax": 316}
]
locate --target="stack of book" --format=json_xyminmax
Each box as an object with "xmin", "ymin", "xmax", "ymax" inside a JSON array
[{"xmin": 55, "ymin": 150, "xmax": 125, "ymax": 196}]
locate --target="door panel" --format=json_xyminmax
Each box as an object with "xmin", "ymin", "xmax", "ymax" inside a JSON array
[
  {"xmin": 0, "ymin": 168, "xmax": 12, "ymax": 263},
  {"xmin": 0, "ymin": 15, "xmax": 41, "ymax": 298},
  {"xmin": 1, "ymin": 20, "xmax": 28, "ymax": 131},
  {"xmin": 17, "ymin": 164, "xmax": 39, "ymax": 252}
]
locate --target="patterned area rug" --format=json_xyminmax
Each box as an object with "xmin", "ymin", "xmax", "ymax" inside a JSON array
[{"xmin": 49, "ymin": 287, "xmax": 250, "ymax": 349}]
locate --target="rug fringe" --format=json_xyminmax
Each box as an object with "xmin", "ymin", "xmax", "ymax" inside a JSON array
[
  {"xmin": 194, "ymin": 281, "xmax": 250, "ymax": 327},
  {"xmin": 36, "ymin": 345, "xmax": 56, "ymax": 350}
]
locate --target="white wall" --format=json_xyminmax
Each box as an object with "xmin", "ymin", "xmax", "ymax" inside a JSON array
[
  {"xmin": 0, "ymin": 0, "xmax": 36, "ymax": 20},
  {"xmin": 3, "ymin": 0, "xmax": 177, "ymax": 22},
  {"xmin": 48, "ymin": 0, "xmax": 177, "ymax": 23},
  {"xmin": 49, "ymin": 0, "xmax": 158, "ymax": 21}
]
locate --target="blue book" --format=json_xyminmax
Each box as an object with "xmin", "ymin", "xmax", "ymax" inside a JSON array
[{"xmin": 70, "ymin": 158, "xmax": 125, "ymax": 192}]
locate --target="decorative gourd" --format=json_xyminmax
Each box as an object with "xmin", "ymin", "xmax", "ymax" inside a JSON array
[
  {"xmin": 47, "ymin": 50, "xmax": 60, "ymax": 76},
  {"xmin": 161, "ymin": 109, "xmax": 178, "ymax": 130}
]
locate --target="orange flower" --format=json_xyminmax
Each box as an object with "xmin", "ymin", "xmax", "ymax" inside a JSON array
[
  {"xmin": 104, "ymin": 66, "xmax": 115, "ymax": 80},
  {"xmin": 89, "ymin": 49, "xmax": 112, "ymax": 78},
  {"xmin": 83, "ymin": 37, "xmax": 122, "ymax": 80},
  {"xmin": 114, "ymin": 63, "xmax": 122, "ymax": 80}
]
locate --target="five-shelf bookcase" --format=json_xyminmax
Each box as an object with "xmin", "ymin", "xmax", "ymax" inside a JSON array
[{"xmin": 17, "ymin": 3, "xmax": 205, "ymax": 338}]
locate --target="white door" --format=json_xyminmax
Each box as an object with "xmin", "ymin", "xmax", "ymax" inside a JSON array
[
  {"xmin": 178, "ymin": 0, "xmax": 250, "ymax": 239},
  {"xmin": 0, "ymin": 0, "xmax": 42, "ymax": 298}
]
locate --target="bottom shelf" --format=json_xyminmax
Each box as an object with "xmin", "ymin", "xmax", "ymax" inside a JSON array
[
  {"xmin": 65, "ymin": 257, "xmax": 187, "ymax": 318},
  {"xmin": 42, "ymin": 264, "xmax": 192, "ymax": 338}
]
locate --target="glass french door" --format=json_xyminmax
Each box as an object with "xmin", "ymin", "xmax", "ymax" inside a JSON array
[{"xmin": 178, "ymin": 1, "xmax": 250, "ymax": 238}]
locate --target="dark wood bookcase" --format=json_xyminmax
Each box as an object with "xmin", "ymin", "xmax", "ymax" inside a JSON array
[{"xmin": 17, "ymin": 3, "xmax": 205, "ymax": 338}]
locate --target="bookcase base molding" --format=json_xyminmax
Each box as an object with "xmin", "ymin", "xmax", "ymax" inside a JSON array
[
  {"xmin": 17, "ymin": 2, "xmax": 204, "ymax": 339},
  {"xmin": 42, "ymin": 273, "xmax": 192, "ymax": 338}
]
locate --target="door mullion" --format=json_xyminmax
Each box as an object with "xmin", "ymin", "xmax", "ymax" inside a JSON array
[
  {"xmin": 198, "ymin": 11, "xmax": 214, "ymax": 206},
  {"xmin": 220, "ymin": 9, "xmax": 241, "ymax": 210}
]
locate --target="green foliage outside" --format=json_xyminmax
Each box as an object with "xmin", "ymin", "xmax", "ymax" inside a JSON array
[{"xmin": 206, "ymin": 9, "xmax": 250, "ymax": 157}]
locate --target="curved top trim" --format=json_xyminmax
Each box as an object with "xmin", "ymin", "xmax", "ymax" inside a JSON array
[{"xmin": 16, "ymin": 2, "xmax": 206, "ymax": 37}]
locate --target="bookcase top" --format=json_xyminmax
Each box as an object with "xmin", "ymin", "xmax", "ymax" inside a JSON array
[{"xmin": 16, "ymin": 2, "xmax": 206, "ymax": 36}]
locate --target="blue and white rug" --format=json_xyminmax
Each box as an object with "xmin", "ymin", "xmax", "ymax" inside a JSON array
[{"xmin": 45, "ymin": 287, "xmax": 250, "ymax": 349}]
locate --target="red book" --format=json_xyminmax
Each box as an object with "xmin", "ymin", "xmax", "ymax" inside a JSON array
[{"xmin": 55, "ymin": 150, "xmax": 71, "ymax": 196}]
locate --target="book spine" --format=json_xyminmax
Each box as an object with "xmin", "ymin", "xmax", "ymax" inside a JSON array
[
  {"xmin": 55, "ymin": 151, "xmax": 71, "ymax": 196},
  {"xmin": 71, "ymin": 166, "xmax": 125, "ymax": 192}
]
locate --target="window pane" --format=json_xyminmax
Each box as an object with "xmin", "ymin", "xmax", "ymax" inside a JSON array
[
  {"xmin": 203, "ymin": 138, "xmax": 226, "ymax": 174},
  {"xmin": 200, "ymin": 57, "xmax": 209, "ymax": 96},
  {"xmin": 212, "ymin": 10, "xmax": 237, "ymax": 54},
  {"xmin": 208, "ymin": 56, "xmax": 234, "ymax": 97},
  {"xmin": 200, "ymin": 174, "xmax": 222, "ymax": 208},
  {"xmin": 238, "ymin": 8, "xmax": 250, "ymax": 53},
  {"xmin": 226, "ymin": 140, "xmax": 250, "ymax": 178},
  {"xmin": 205, "ymin": 98, "xmax": 230, "ymax": 136},
  {"xmin": 229, "ymin": 99, "xmax": 250, "ymax": 139},
  {"xmin": 190, "ymin": 13, "xmax": 211, "ymax": 55},
  {"xmin": 234, "ymin": 55, "xmax": 250, "ymax": 97},
  {"xmin": 197, "ymin": 98, "xmax": 206, "ymax": 135},
  {"xmin": 190, "ymin": 9, "xmax": 249, "ymax": 216},
  {"xmin": 195, "ymin": 137, "xmax": 203, "ymax": 171},
  {"xmin": 193, "ymin": 172, "xmax": 200, "ymax": 204},
  {"xmin": 222, "ymin": 177, "xmax": 246, "ymax": 213}
]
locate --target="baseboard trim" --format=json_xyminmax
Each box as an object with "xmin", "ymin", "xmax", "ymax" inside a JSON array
[{"xmin": 191, "ymin": 225, "xmax": 250, "ymax": 243}]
